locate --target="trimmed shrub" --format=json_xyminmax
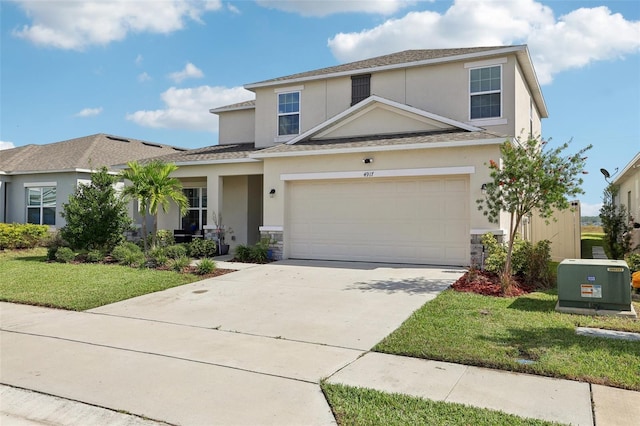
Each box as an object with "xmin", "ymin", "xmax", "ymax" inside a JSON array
[
  {"xmin": 111, "ymin": 242, "xmax": 145, "ymax": 267},
  {"xmin": 154, "ymin": 229, "xmax": 175, "ymax": 248},
  {"xmin": 188, "ymin": 238, "xmax": 217, "ymax": 258},
  {"xmin": 234, "ymin": 244, "xmax": 252, "ymax": 262},
  {"xmin": 55, "ymin": 247, "xmax": 75, "ymax": 263},
  {"xmin": 169, "ymin": 256, "xmax": 191, "ymax": 272},
  {"xmin": 86, "ymin": 249, "xmax": 105, "ymax": 263},
  {"xmin": 250, "ymin": 240, "xmax": 269, "ymax": 263},
  {"xmin": 522, "ymin": 240, "xmax": 553, "ymax": 288},
  {"xmin": 626, "ymin": 253, "xmax": 640, "ymax": 274},
  {"xmin": 0, "ymin": 223, "xmax": 49, "ymax": 249},
  {"xmin": 148, "ymin": 247, "xmax": 169, "ymax": 268},
  {"xmin": 482, "ymin": 233, "xmax": 507, "ymax": 274},
  {"xmin": 165, "ymin": 244, "xmax": 188, "ymax": 260},
  {"xmin": 196, "ymin": 258, "xmax": 216, "ymax": 275}
]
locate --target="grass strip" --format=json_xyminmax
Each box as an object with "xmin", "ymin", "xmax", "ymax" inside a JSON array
[
  {"xmin": 0, "ymin": 249, "xmax": 199, "ymax": 311},
  {"xmin": 374, "ymin": 289, "xmax": 640, "ymax": 390},
  {"xmin": 321, "ymin": 382, "xmax": 561, "ymax": 426}
]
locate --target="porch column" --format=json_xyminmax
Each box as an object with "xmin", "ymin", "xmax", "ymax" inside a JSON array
[{"xmin": 204, "ymin": 175, "xmax": 223, "ymax": 239}]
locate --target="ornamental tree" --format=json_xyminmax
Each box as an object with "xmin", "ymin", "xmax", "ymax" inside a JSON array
[
  {"xmin": 477, "ymin": 136, "xmax": 591, "ymax": 291},
  {"xmin": 60, "ymin": 167, "xmax": 132, "ymax": 252}
]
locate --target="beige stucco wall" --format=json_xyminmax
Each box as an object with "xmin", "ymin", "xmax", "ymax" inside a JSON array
[
  {"xmin": 615, "ymin": 162, "xmax": 640, "ymax": 251},
  {"xmin": 261, "ymin": 143, "xmax": 502, "ymax": 232},
  {"xmin": 218, "ymin": 108, "xmax": 255, "ymax": 145},
  {"xmin": 514, "ymin": 61, "xmax": 542, "ymax": 139},
  {"xmin": 250, "ymin": 54, "xmax": 524, "ymax": 148},
  {"xmin": 3, "ymin": 171, "xmax": 92, "ymax": 228}
]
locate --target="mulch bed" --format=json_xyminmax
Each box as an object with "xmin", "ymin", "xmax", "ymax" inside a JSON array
[{"xmin": 451, "ymin": 270, "xmax": 536, "ymax": 297}]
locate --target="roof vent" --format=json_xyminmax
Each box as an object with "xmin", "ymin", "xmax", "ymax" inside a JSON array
[
  {"xmin": 142, "ymin": 142, "xmax": 161, "ymax": 148},
  {"xmin": 173, "ymin": 147, "xmax": 187, "ymax": 152},
  {"xmin": 106, "ymin": 135, "xmax": 130, "ymax": 143}
]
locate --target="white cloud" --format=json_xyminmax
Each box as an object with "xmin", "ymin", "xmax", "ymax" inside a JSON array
[
  {"xmin": 135, "ymin": 54, "xmax": 143, "ymax": 66},
  {"xmin": 138, "ymin": 72, "xmax": 152, "ymax": 82},
  {"xmin": 256, "ymin": 0, "xmax": 413, "ymax": 17},
  {"xmin": 169, "ymin": 62, "xmax": 204, "ymax": 83},
  {"xmin": 580, "ymin": 202, "xmax": 603, "ymax": 217},
  {"xmin": 327, "ymin": 0, "xmax": 640, "ymax": 84},
  {"xmin": 11, "ymin": 0, "xmax": 223, "ymax": 50},
  {"xmin": 126, "ymin": 85, "xmax": 254, "ymax": 132},
  {"xmin": 0, "ymin": 141, "xmax": 16, "ymax": 150},
  {"xmin": 227, "ymin": 3, "xmax": 240, "ymax": 14},
  {"xmin": 75, "ymin": 107, "xmax": 103, "ymax": 117}
]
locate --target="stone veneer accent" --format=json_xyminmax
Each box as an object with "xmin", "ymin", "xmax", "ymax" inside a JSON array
[
  {"xmin": 470, "ymin": 230, "xmax": 504, "ymax": 269},
  {"xmin": 260, "ymin": 229, "xmax": 284, "ymax": 261}
]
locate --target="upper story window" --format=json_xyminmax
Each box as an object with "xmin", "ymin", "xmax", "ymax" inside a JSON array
[
  {"xmin": 351, "ymin": 74, "xmax": 371, "ymax": 106},
  {"xmin": 278, "ymin": 91, "xmax": 300, "ymax": 136},
  {"xmin": 26, "ymin": 186, "xmax": 56, "ymax": 225},
  {"xmin": 469, "ymin": 65, "xmax": 501, "ymax": 119}
]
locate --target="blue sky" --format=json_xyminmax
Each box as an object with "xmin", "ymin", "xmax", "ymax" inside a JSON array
[{"xmin": 1, "ymin": 0, "xmax": 639, "ymax": 215}]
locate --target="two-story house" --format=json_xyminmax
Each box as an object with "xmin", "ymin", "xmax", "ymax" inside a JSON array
[{"xmin": 150, "ymin": 45, "xmax": 547, "ymax": 266}]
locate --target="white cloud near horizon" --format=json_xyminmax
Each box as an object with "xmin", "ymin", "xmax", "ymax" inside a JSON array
[
  {"xmin": 256, "ymin": 0, "xmax": 415, "ymax": 17},
  {"xmin": 0, "ymin": 141, "xmax": 16, "ymax": 150},
  {"xmin": 11, "ymin": 0, "xmax": 222, "ymax": 50},
  {"xmin": 580, "ymin": 202, "xmax": 603, "ymax": 217},
  {"xmin": 126, "ymin": 85, "xmax": 254, "ymax": 132},
  {"xmin": 328, "ymin": 0, "xmax": 640, "ymax": 84},
  {"xmin": 169, "ymin": 63, "xmax": 204, "ymax": 83},
  {"xmin": 75, "ymin": 107, "xmax": 103, "ymax": 117}
]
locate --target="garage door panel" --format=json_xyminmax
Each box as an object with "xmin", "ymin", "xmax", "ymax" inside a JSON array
[{"xmin": 288, "ymin": 176, "xmax": 469, "ymax": 265}]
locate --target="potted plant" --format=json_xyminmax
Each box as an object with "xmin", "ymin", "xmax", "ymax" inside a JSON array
[{"xmin": 213, "ymin": 212, "xmax": 233, "ymax": 255}]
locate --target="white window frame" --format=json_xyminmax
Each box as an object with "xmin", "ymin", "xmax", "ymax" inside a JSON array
[
  {"xmin": 275, "ymin": 87, "xmax": 302, "ymax": 139},
  {"xmin": 468, "ymin": 63, "xmax": 503, "ymax": 121},
  {"xmin": 24, "ymin": 183, "xmax": 57, "ymax": 225},
  {"xmin": 182, "ymin": 187, "xmax": 207, "ymax": 231}
]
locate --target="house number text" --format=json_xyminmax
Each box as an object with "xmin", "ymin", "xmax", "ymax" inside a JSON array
[{"xmin": 363, "ymin": 171, "xmax": 375, "ymax": 177}]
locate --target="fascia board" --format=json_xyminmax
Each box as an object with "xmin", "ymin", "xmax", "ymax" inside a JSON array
[{"xmin": 612, "ymin": 151, "xmax": 640, "ymax": 185}]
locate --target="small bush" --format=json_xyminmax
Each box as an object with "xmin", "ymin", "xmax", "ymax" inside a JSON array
[
  {"xmin": 148, "ymin": 247, "xmax": 169, "ymax": 268},
  {"xmin": 188, "ymin": 238, "xmax": 217, "ymax": 258},
  {"xmin": 111, "ymin": 242, "xmax": 145, "ymax": 267},
  {"xmin": 482, "ymin": 233, "xmax": 507, "ymax": 273},
  {"xmin": 170, "ymin": 256, "xmax": 191, "ymax": 272},
  {"xmin": 154, "ymin": 229, "xmax": 175, "ymax": 248},
  {"xmin": 234, "ymin": 244, "xmax": 252, "ymax": 262},
  {"xmin": 0, "ymin": 223, "xmax": 49, "ymax": 249},
  {"xmin": 626, "ymin": 253, "xmax": 640, "ymax": 274},
  {"xmin": 522, "ymin": 240, "xmax": 553, "ymax": 288},
  {"xmin": 196, "ymin": 258, "xmax": 216, "ymax": 275},
  {"xmin": 86, "ymin": 249, "xmax": 105, "ymax": 263},
  {"xmin": 55, "ymin": 247, "xmax": 76, "ymax": 263},
  {"xmin": 250, "ymin": 241, "xmax": 269, "ymax": 263},
  {"xmin": 165, "ymin": 244, "xmax": 188, "ymax": 260}
]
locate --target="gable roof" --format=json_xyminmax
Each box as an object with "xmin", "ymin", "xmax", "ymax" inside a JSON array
[
  {"xmin": 210, "ymin": 99, "xmax": 256, "ymax": 114},
  {"xmin": 612, "ymin": 151, "xmax": 640, "ymax": 186},
  {"xmin": 286, "ymin": 95, "xmax": 483, "ymax": 145},
  {"xmin": 0, "ymin": 133, "xmax": 186, "ymax": 175}
]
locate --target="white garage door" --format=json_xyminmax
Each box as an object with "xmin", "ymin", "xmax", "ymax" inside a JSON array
[{"xmin": 287, "ymin": 176, "xmax": 469, "ymax": 265}]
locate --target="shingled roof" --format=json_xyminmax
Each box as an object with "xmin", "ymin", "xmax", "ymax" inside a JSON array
[
  {"xmin": 136, "ymin": 143, "xmax": 259, "ymax": 165},
  {"xmin": 0, "ymin": 133, "xmax": 186, "ymax": 174},
  {"xmin": 245, "ymin": 46, "xmax": 518, "ymax": 88}
]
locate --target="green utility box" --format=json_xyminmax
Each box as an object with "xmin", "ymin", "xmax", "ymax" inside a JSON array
[{"xmin": 557, "ymin": 259, "xmax": 632, "ymax": 312}]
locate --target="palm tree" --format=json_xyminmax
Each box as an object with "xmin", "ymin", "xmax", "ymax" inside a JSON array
[
  {"xmin": 146, "ymin": 160, "xmax": 188, "ymax": 248},
  {"xmin": 121, "ymin": 160, "xmax": 188, "ymax": 252}
]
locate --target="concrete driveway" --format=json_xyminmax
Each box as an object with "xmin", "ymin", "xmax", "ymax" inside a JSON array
[{"xmin": 1, "ymin": 260, "xmax": 463, "ymax": 425}]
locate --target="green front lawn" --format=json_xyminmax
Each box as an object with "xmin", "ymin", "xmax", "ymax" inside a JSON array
[
  {"xmin": 0, "ymin": 248, "xmax": 200, "ymax": 311},
  {"xmin": 321, "ymin": 383, "xmax": 560, "ymax": 426},
  {"xmin": 374, "ymin": 289, "xmax": 640, "ymax": 391}
]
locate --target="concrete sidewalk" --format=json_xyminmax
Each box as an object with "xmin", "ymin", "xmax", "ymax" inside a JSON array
[{"xmin": 1, "ymin": 259, "xmax": 639, "ymax": 425}]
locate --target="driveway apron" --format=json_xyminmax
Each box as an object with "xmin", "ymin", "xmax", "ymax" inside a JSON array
[{"xmin": 1, "ymin": 260, "xmax": 460, "ymax": 425}]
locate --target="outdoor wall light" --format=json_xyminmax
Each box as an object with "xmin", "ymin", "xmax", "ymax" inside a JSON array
[
  {"xmin": 481, "ymin": 183, "xmax": 488, "ymax": 194},
  {"xmin": 363, "ymin": 158, "xmax": 373, "ymax": 164},
  {"xmin": 269, "ymin": 188, "xmax": 276, "ymax": 198}
]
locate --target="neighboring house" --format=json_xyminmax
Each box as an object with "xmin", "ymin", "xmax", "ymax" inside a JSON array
[
  {"xmin": 151, "ymin": 45, "xmax": 549, "ymax": 266},
  {"xmin": 612, "ymin": 152, "xmax": 640, "ymax": 251},
  {"xmin": 0, "ymin": 134, "xmax": 186, "ymax": 229}
]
